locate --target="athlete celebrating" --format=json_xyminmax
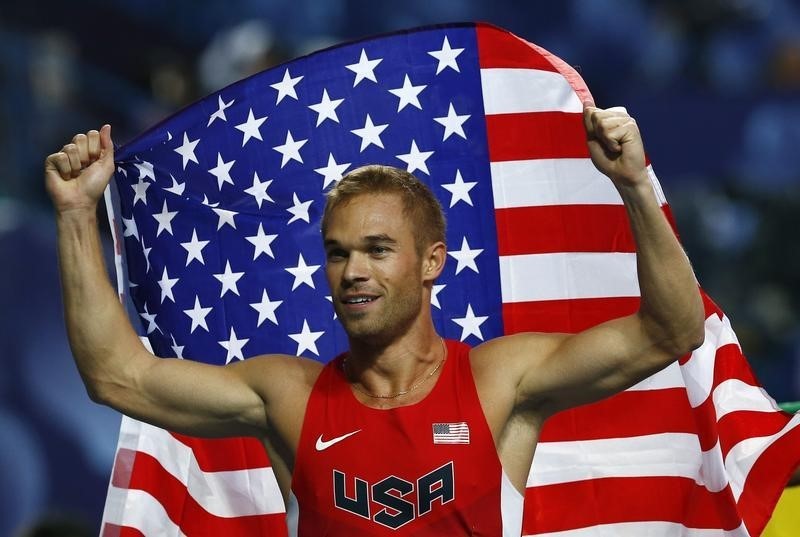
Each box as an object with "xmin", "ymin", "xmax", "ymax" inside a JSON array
[{"xmin": 45, "ymin": 102, "xmax": 704, "ymax": 535}]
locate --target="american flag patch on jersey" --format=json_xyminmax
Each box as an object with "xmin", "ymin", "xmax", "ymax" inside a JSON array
[{"xmin": 433, "ymin": 422, "xmax": 470, "ymax": 444}]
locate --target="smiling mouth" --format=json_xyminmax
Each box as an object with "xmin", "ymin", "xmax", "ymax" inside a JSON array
[{"xmin": 342, "ymin": 296, "xmax": 378, "ymax": 305}]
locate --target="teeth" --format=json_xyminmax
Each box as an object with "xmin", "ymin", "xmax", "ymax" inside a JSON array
[{"xmin": 346, "ymin": 297, "xmax": 374, "ymax": 304}]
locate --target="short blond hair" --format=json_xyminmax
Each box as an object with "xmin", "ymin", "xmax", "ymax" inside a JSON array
[{"xmin": 321, "ymin": 165, "xmax": 446, "ymax": 253}]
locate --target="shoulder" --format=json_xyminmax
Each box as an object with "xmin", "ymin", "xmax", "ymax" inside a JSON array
[
  {"xmin": 230, "ymin": 353, "xmax": 325, "ymax": 403},
  {"xmin": 469, "ymin": 332, "xmax": 565, "ymax": 376}
]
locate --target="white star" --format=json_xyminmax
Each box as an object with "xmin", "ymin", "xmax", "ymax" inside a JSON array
[
  {"xmin": 213, "ymin": 260, "xmax": 245, "ymax": 297},
  {"xmin": 346, "ymin": 49, "xmax": 382, "ymax": 86},
  {"xmin": 235, "ymin": 108, "xmax": 268, "ymax": 146},
  {"xmin": 116, "ymin": 165, "xmax": 127, "ymax": 177},
  {"xmin": 250, "ymin": 289, "xmax": 283, "ymax": 327},
  {"xmin": 131, "ymin": 179, "xmax": 150, "ymax": 206},
  {"xmin": 142, "ymin": 240, "xmax": 152, "ymax": 273},
  {"xmin": 208, "ymin": 95, "xmax": 234, "ymax": 126},
  {"xmin": 219, "ymin": 327, "xmax": 250, "ymax": 364},
  {"xmin": 212, "ymin": 207, "xmax": 238, "ymax": 230},
  {"xmin": 287, "ymin": 192, "xmax": 313, "ymax": 224},
  {"xmin": 308, "ymin": 89, "xmax": 344, "ymax": 126},
  {"xmin": 134, "ymin": 161, "xmax": 155, "ymax": 181},
  {"xmin": 388, "ymin": 75, "xmax": 426, "ymax": 111},
  {"xmin": 174, "ymin": 133, "xmax": 199, "ymax": 169},
  {"xmin": 202, "ymin": 195, "xmax": 219, "ymax": 208},
  {"xmin": 452, "ymin": 304, "xmax": 488, "ymax": 341},
  {"xmin": 428, "ymin": 36, "xmax": 464, "ymax": 74},
  {"xmin": 273, "ymin": 130, "xmax": 308, "ymax": 168},
  {"xmin": 289, "ymin": 319, "xmax": 324, "ymax": 357},
  {"xmin": 434, "ymin": 103, "xmax": 470, "ymax": 140},
  {"xmin": 139, "ymin": 303, "xmax": 160, "ymax": 334},
  {"xmin": 170, "ymin": 334, "xmax": 184, "ymax": 359},
  {"xmin": 285, "ymin": 253, "xmax": 320, "ymax": 290},
  {"xmin": 246, "ymin": 223, "xmax": 278, "ymax": 260},
  {"xmin": 152, "ymin": 200, "xmax": 178, "ymax": 237},
  {"xmin": 122, "ymin": 216, "xmax": 138, "ymax": 239},
  {"xmin": 270, "ymin": 68, "xmax": 303, "ymax": 104},
  {"xmin": 396, "ymin": 140, "xmax": 434, "ymax": 175},
  {"xmin": 441, "ymin": 170, "xmax": 478, "ymax": 207},
  {"xmin": 208, "ymin": 153, "xmax": 235, "ymax": 190},
  {"xmin": 351, "ymin": 114, "xmax": 388, "ymax": 152},
  {"xmin": 164, "ymin": 175, "xmax": 186, "ymax": 196},
  {"xmin": 243, "ymin": 172, "xmax": 274, "ymax": 208},
  {"xmin": 180, "ymin": 229, "xmax": 209, "ymax": 266},
  {"xmin": 314, "ymin": 153, "xmax": 351, "ymax": 189},
  {"xmin": 183, "ymin": 296, "xmax": 213, "ymax": 334},
  {"xmin": 448, "ymin": 237, "xmax": 483, "ymax": 275},
  {"xmin": 431, "ymin": 284, "xmax": 446, "ymax": 309},
  {"xmin": 157, "ymin": 267, "xmax": 179, "ymax": 303},
  {"xmin": 166, "ymin": 131, "xmax": 173, "ymax": 141}
]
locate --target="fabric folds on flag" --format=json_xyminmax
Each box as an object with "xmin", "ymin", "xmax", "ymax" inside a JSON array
[{"xmin": 100, "ymin": 22, "xmax": 800, "ymax": 536}]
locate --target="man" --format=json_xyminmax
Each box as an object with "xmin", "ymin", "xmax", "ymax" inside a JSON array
[{"xmin": 45, "ymin": 103, "xmax": 705, "ymax": 535}]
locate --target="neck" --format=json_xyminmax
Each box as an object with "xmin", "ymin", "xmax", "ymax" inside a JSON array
[{"xmin": 345, "ymin": 327, "xmax": 445, "ymax": 400}]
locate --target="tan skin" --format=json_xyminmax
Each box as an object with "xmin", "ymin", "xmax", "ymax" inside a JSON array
[{"xmin": 45, "ymin": 103, "xmax": 705, "ymax": 500}]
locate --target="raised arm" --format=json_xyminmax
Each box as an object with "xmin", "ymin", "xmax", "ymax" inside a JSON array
[
  {"xmin": 44, "ymin": 126, "xmax": 316, "ymax": 439},
  {"xmin": 473, "ymin": 103, "xmax": 705, "ymax": 418}
]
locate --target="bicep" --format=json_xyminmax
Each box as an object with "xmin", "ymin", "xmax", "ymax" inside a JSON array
[
  {"xmin": 104, "ymin": 350, "xmax": 301, "ymax": 438},
  {"xmin": 490, "ymin": 314, "xmax": 679, "ymax": 416}
]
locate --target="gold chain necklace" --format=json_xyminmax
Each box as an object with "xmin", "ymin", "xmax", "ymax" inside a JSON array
[{"xmin": 344, "ymin": 339, "xmax": 447, "ymax": 399}]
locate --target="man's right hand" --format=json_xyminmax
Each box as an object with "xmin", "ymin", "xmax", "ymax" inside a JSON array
[{"xmin": 45, "ymin": 124, "xmax": 114, "ymax": 215}]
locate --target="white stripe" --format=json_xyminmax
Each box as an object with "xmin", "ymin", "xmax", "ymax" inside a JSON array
[
  {"xmin": 481, "ymin": 68, "xmax": 583, "ymax": 115},
  {"xmin": 727, "ymin": 413, "xmax": 800, "ymax": 501},
  {"xmin": 501, "ymin": 470, "xmax": 524, "ymax": 537},
  {"xmin": 683, "ymin": 314, "xmax": 742, "ymax": 408},
  {"xmin": 115, "ymin": 418, "xmax": 285, "ymax": 517},
  {"xmin": 103, "ymin": 486, "xmax": 188, "ymax": 537},
  {"xmin": 713, "ymin": 379, "xmax": 781, "ymax": 420},
  {"xmin": 626, "ymin": 361, "xmax": 685, "ymax": 392},
  {"xmin": 499, "ymin": 252, "xmax": 639, "ymax": 303},
  {"xmin": 532, "ymin": 434, "xmax": 732, "ymax": 494},
  {"xmin": 647, "ymin": 166, "xmax": 668, "ymax": 206},
  {"xmin": 490, "ymin": 159, "xmax": 620, "ymax": 208},
  {"xmin": 529, "ymin": 433, "xmax": 701, "ymax": 487},
  {"xmin": 523, "ymin": 521, "xmax": 751, "ymax": 537}
]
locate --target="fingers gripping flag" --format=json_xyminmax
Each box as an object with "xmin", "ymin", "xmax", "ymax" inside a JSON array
[{"xmin": 101, "ymin": 22, "xmax": 800, "ymax": 536}]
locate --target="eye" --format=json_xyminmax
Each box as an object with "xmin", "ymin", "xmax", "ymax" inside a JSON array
[
  {"xmin": 326, "ymin": 248, "xmax": 347, "ymax": 261},
  {"xmin": 370, "ymin": 245, "xmax": 390, "ymax": 256}
]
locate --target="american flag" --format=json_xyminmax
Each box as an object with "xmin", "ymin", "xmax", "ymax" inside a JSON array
[
  {"xmin": 433, "ymin": 422, "xmax": 471, "ymax": 445},
  {"xmin": 101, "ymin": 23, "xmax": 800, "ymax": 536}
]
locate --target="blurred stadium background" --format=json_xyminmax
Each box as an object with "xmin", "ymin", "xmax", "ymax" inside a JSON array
[{"xmin": 2, "ymin": 0, "xmax": 799, "ymax": 534}]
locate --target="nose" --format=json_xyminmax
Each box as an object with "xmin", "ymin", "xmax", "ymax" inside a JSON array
[{"xmin": 342, "ymin": 252, "xmax": 370, "ymax": 285}]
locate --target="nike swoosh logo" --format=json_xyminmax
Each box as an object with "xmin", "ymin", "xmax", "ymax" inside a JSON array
[{"xmin": 315, "ymin": 429, "xmax": 362, "ymax": 451}]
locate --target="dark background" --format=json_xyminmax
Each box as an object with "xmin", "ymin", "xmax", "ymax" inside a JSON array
[{"xmin": 2, "ymin": 0, "xmax": 799, "ymax": 534}]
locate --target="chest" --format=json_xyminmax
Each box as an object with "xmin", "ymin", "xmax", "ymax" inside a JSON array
[{"xmin": 291, "ymin": 356, "xmax": 504, "ymax": 535}]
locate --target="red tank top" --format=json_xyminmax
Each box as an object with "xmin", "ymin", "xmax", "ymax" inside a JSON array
[{"xmin": 291, "ymin": 339, "xmax": 504, "ymax": 536}]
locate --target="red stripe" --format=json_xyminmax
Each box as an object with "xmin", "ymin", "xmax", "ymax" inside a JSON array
[
  {"xmin": 496, "ymin": 205, "xmax": 635, "ymax": 255},
  {"xmin": 170, "ymin": 434, "xmax": 270, "ymax": 472},
  {"xmin": 737, "ymin": 421, "xmax": 800, "ymax": 536},
  {"xmin": 718, "ymin": 410, "xmax": 792, "ymax": 459},
  {"xmin": 101, "ymin": 524, "xmax": 146, "ymax": 537},
  {"xmin": 475, "ymin": 23, "xmax": 559, "ymax": 71},
  {"xmin": 711, "ymin": 343, "xmax": 759, "ymax": 391},
  {"xmin": 523, "ymin": 477, "xmax": 743, "ymax": 534},
  {"xmin": 502, "ymin": 297, "xmax": 640, "ymax": 334},
  {"xmin": 486, "ymin": 112, "xmax": 589, "ymax": 162},
  {"xmin": 114, "ymin": 449, "xmax": 287, "ymax": 536},
  {"xmin": 540, "ymin": 388, "xmax": 694, "ymax": 442}
]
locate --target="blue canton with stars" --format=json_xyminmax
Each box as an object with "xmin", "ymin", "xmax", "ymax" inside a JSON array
[{"xmin": 112, "ymin": 24, "xmax": 503, "ymax": 365}]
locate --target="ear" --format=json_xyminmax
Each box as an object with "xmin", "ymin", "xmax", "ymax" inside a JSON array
[{"xmin": 421, "ymin": 241, "xmax": 447, "ymax": 282}]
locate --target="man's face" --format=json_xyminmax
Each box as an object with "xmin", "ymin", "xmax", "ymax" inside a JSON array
[{"xmin": 323, "ymin": 193, "xmax": 425, "ymax": 343}]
